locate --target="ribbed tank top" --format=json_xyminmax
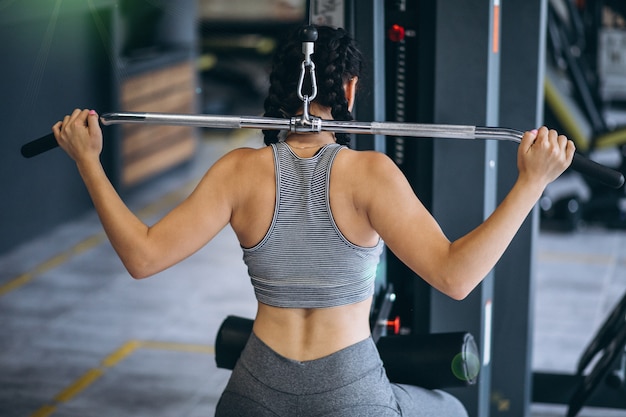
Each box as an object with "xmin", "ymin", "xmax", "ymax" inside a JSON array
[{"xmin": 242, "ymin": 141, "xmax": 384, "ymax": 309}]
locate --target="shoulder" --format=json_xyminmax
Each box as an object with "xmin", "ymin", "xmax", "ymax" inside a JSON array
[
  {"xmin": 194, "ymin": 146, "xmax": 274, "ymax": 194},
  {"xmin": 333, "ymin": 148, "xmax": 410, "ymax": 202},
  {"xmin": 336, "ymin": 147, "xmax": 394, "ymax": 163},
  {"xmin": 221, "ymin": 145, "xmax": 273, "ymax": 161},
  {"xmin": 334, "ymin": 148, "xmax": 415, "ymax": 209},
  {"xmin": 211, "ymin": 145, "xmax": 274, "ymax": 173},
  {"xmin": 334, "ymin": 148, "xmax": 402, "ymax": 179}
]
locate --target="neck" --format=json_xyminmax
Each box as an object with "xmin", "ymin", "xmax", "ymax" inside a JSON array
[
  {"xmin": 284, "ymin": 131, "xmax": 336, "ymax": 149},
  {"xmin": 285, "ymin": 142, "xmax": 328, "ymax": 150}
]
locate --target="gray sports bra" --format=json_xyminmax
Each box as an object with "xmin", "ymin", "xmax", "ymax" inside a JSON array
[{"xmin": 242, "ymin": 141, "xmax": 384, "ymax": 308}]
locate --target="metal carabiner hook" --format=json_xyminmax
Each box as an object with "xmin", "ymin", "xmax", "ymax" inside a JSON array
[
  {"xmin": 297, "ymin": 59, "xmax": 318, "ymax": 122},
  {"xmin": 297, "ymin": 61, "xmax": 315, "ymax": 102}
]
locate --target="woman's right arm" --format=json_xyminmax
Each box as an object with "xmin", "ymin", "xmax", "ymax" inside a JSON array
[
  {"xmin": 53, "ymin": 109, "xmax": 237, "ymax": 278},
  {"xmin": 362, "ymin": 127, "xmax": 574, "ymax": 300}
]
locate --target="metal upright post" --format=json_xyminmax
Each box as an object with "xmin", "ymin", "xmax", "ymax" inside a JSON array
[
  {"xmin": 426, "ymin": 2, "xmax": 501, "ymax": 415},
  {"xmin": 344, "ymin": 2, "xmax": 502, "ymax": 415},
  {"xmin": 492, "ymin": 1, "xmax": 547, "ymax": 416}
]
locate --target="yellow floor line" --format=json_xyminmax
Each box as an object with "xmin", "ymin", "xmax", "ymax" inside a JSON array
[
  {"xmin": 0, "ymin": 233, "xmax": 106, "ymax": 297},
  {"xmin": 101, "ymin": 340, "xmax": 143, "ymax": 367},
  {"xmin": 53, "ymin": 368, "xmax": 105, "ymax": 403},
  {"xmin": 29, "ymin": 340, "xmax": 215, "ymax": 417},
  {"xmin": 0, "ymin": 178, "xmax": 199, "ymax": 298},
  {"xmin": 0, "ymin": 272, "xmax": 34, "ymax": 296},
  {"xmin": 28, "ymin": 404, "xmax": 57, "ymax": 417}
]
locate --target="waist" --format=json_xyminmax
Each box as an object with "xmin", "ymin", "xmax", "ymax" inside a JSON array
[
  {"xmin": 252, "ymin": 297, "xmax": 373, "ymax": 362},
  {"xmin": 237, "ymin": 331, "xmax": 383, "ymax": 396}
]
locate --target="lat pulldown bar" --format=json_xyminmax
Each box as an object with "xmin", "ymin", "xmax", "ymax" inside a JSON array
[{"xmin": 20, "ymin": 111, "xmax": 625, "ymax": 189}]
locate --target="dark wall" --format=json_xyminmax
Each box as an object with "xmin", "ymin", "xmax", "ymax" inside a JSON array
[
  {"xmin": 0, "ymin": 2, "xmax": 115, "ymax": 255},
  {"xmin": 0, "ymin": 0, "xmax": 198, "ymax": 256}
]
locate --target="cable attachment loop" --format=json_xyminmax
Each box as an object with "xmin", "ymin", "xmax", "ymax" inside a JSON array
[{"xmin": 297, "ymin": 26, "xmax": 319, "ymax": 123}]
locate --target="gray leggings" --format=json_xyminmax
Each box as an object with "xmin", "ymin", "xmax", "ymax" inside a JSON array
[{"xmin": 215, "ymin": 332, "xmax": 467, "ymax": 417}]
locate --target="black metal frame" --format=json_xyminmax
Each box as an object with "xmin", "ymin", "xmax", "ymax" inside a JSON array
[{"xmin": 533, "ymin": 292, "xmax": 626, "ymax": 416}]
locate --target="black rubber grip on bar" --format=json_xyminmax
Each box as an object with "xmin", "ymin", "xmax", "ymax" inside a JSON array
[
  {"xmin": 21, "ymin": 133, "xmax": 59, "ymax": 158},
  {"xmin": 21, "ymin": 132, "xmax": 58, "ymax": 158},
  {"xmin": 572, "ymin": 153, "xmax": 624, "ymax": 189}
]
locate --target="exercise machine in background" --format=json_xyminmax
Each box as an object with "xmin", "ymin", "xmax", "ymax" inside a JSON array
[
  {"xmin": 541, "ymin": 0, "xmax": 626, "ymax": 231},
  {"xmin": 534, "ymin": 292, "xmax": 626, "ymax": 417}
]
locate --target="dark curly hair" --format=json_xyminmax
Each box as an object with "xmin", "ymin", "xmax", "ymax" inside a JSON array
[{"xmin": 262, "ymin": 25, "xmax": 364, "ymax": 146}]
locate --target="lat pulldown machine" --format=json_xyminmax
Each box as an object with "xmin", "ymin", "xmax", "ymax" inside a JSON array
[{"xmin": 19, "ymin": 24, "xmax": 625, "ymax": 393}]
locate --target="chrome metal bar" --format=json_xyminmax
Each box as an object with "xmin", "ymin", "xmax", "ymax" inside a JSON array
[
  {"xmin": 475, "ymin": 126, "xmax": 524, "ymax": 143},
  {"xmin": 97, "ymin": 111, "xmax": 625, "ymax": 189},
  {"xmin": 100, "ymin": 112, "xmax": 292, "ymax": 131},
  {"xmin": 100, "ymin": 112, "xmax": 480, "ymax": 141},
  {"xmin": 21, "ymin": 112, "xmax": 626, "ymax": 188},
  {"xmin": 371, "ymin": 122, "xmax": 477, "ymax": 139}
]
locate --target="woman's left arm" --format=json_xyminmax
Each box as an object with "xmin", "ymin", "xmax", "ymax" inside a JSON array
[{"xmin": 53, "ymin": 109, "xmax": 235, "ymax": 278}]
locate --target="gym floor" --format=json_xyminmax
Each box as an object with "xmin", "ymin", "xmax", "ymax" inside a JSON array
[{"xmin": 1, "ymin": 131, "xmax": 625, "ymax": 417}]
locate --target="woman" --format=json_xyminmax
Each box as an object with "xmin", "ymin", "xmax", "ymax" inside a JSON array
[{"xmin": 53, "ymin": 25, "xmax": 574, "ymax": 417}]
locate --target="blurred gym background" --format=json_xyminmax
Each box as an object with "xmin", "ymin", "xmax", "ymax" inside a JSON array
[{"xmin": 0, "ymin": 0, "xmax": 625, "ymax": 416}]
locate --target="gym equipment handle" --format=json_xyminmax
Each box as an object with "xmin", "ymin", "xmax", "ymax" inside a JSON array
[
  {"xmin": 571, "ymin": 153, "xmax": 622, "ymax": 188},
  {"xmin": 474, "ymin": 127, "xmax": 625, "ymax": 189},
  {"xmin": 20, "ymin": 132, "xmax": 57, "ymax": 159}
]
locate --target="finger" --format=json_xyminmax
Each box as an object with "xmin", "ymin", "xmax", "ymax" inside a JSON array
[
  {"xmin": 67, "ymin": 109, "xmax": 80, "ymax": 123},
  {"xmin": 70, "ymin": 108, "xmax": 82, "ymax": 119},
  {"xmin": 520, "ymin": 129, "xmax": 539, "ymax": 153},
  {"xmin": 65, "ymin": 108, "xmax": 84, "ymax": 130},
  {"xmin": 79, "ymin": 108, "xmax": 91, "ymax": 125},
  {"xmin": 533, "ymin": 126, "xmax": 548, "ymax": 144},
  {"xmin": 62, "ymin": 115, "xmax": 71, "ymax": 131},
  {"xmin": 65, "ymin": 109, "xmax": 88, "ymax": 135},
  {"xmin": 557, "ymin": 134, "xmax": 569, "ymax": 150},
  {"xmin": 566, "ymin": 139, "xmax": 576, "ymax": 163},
  {"xmin": 52, "ymin": 121, "xmax": 63, "ymax": 139},
  {"xmin": 528, "ymin": 127, "xmax": 546, "ymax": 151},
  {"xmin": 548, "ymin": 129, "xmax": 559, "ymax": 144},
  {"xmin": 87, "ymin": 109, "xmax": 99, "ymax": 135}
]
